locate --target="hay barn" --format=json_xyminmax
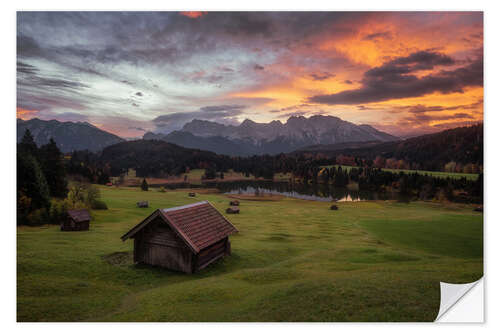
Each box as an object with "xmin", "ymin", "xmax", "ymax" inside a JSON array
[
  {"xmin": 61, "ymin": 209, "xmax": 90, "ymax": 231},
  {"xmin": 121, "ymin": 201, "xmax": 238, "ymax": 273}
]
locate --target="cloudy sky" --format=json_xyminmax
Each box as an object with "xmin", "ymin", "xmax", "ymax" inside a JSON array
[{"xmin": 17, "ymin": 11, "xmax": 483, "ymax": 138}]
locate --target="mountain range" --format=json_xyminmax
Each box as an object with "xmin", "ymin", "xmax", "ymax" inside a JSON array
[
  {"xmin": 144, "ymin": 115, "xmax": 399, "ymax": 156},
  {"xmin": 17, "ymin": 118, "xmax": 124, "ymax": 152},
  {"xmin": 17, "ymin": 115, "xmax": 399, "ymax": 155}
]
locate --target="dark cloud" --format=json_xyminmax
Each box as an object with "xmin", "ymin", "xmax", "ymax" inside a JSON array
[
  {"xmin": 269, "ymin": 103, "xmax": 314, "ymax": 113},
  {"xmin": 308, "ymin": 51, "xmax": 482, "ymax": 105},
  {"xmin": 365, "ymin": 51, "xmax": 455, "ymax": 78},
  {"xmin": 153, "ymin": 104, "xmax": 246, "ymax": 133},
  {"xmin": 218, "ymin": 12, "xmax": 273, "ymax": 36},
  {"xmin": 24, "ymin": 76, "xmax": 89, "ymax": 89},
  {"xmin": 205, "ymin": 75, "xmax": 224, "ymax": 83},
  {"xmin": 362, "ymin": 31, "xmax": 393, "ymax": 41},
  {"xmin": 403, "ymin": 112, "xmax": 475, "ymax": 124},
  {"xmin": 393, "ymin": 99, "xmax": 483, "ymax": 114},
  {"xmin": 199, "ymin": 105, "xmax": 246, "ymax": 112},
  {"xmin": 17, "ymin": 58, "xmax": 90, "ymax": 91},
  {"xmin": 254, "ymin": 64, "xmax": 265, "ymax": 71},
  {"xmin": 17, "ymin": 61, "xmax": 38, "ymax": 74},
  {"xmin": 128, "ymin": 126, "xmax": 146, "ymax": 132},
  {"xmin": 17, "ymin": 35, "xmax": 43, "ymax": 57},
  {"xmin": 344, "ymin": 80, "xmax": 353, "ymax": 84},
  {"xmin": 16, "ymin": 12, "xmax": 349, "ymax": 69},
  {"xmin": 135, "ymin": 92, "xmax": 143, "ymax": 96},
  {"xmin": 310, "ymin": 72, "xmax": 335, "ymax": 81}
]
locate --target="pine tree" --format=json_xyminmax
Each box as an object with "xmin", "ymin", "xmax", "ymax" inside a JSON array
[
  {"xmin": 19, "ymin": 129, "xmax": 38, "ymax": 157},
  {"xmin": 204, "ymin": 166, "xmax": 217, "ymax": 179},
  {"xmin": 39, "ymin": 138, "xmax": 68, "ymax": 198},
  {"xmin": 17, "ymin": 152, "xmax": 50, "ymax": 210},
  {"xmin": 141, "ymin": 178, "xmax": 149, "ymax": 191}
]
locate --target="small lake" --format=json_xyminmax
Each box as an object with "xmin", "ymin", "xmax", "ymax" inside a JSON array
[{"xmin": 150, "ymin": 180, "xmax": 401, "ymax": 202}]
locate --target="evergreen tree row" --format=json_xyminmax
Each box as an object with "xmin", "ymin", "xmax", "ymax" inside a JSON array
[{"xmin": 17, "ymin": 129, "xmax": 68, "ymax": 224}]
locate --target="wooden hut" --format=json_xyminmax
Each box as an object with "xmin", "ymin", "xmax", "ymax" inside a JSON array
[
  {"xmin": 61, "ymin": 209, "xmax": 91, "ymax": 231},
  {"xmin": 226, "ymin": 207, "xmax": 240, "ymax": 214},
  {"xmin": 137, "ymin": 201, "xmax": 149, "ymax": 208},
  {"xmin": 121, "ymin": 201, "xmax": 238, "ymax": 273}
]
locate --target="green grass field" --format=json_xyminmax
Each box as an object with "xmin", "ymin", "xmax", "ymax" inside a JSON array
[
  {"xmin": 17, "ymin": 186, "xmax": 483, "ymax": 322},
  {"xmin": 321, "ymin": 165, "xmax": 479, "ymax": 180}
]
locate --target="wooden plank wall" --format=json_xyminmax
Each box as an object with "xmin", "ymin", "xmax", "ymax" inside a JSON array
[
  {"xmin": 61, "ymin": 220, "xmax": 89, "ymax": 231},
  {"xmin": 195, "ymin": 238, "xmax": 228, "ymax": 271},
  {"xmin": 133, "ymin": 217, "xmax": 194, "ymax": 273}
]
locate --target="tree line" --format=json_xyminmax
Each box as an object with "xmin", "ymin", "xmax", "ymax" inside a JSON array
[
  {"xmin": 65, "ymin": 142, "xmax": 483, "ymax": 204},
  {"xmin": 17, "ymin": 129, "xmax": 106, "ymax": 226}
]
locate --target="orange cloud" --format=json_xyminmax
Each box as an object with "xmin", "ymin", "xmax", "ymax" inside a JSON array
[
  {"xmin": 180, "ymin": 11, "xmax": 207, "ymax": 19},
  {"xmin": 16, "ymin": 107, "xmax": 39, "ymax": 120},
  {"xmin": 317, "ymin": 13, "xmax": 482, "ymax": 67}
]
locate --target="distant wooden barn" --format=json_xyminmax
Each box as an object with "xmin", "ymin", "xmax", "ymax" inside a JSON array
[
  {"xmin": 61, "ymin": 209, "xmax": 90, "ymax": 231},
  {"xmin": 121, "ymin": 201, "xmax": 238, "ymax": 273}
]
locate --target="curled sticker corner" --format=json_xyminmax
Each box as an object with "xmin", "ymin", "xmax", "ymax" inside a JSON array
[{"xmin": 435, "ymin": 278, "xmax": 483, "ymax": 322}]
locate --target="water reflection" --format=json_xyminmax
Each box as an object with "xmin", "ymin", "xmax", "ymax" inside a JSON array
[
  {"xmin": 148, "ymin": 180, "xmax": 399, "ymax": 202},
  {"xmin": 216, "ymin": 181, "xmax": 397, "ymax": 202}
]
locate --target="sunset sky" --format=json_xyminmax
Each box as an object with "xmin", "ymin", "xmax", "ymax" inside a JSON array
[{"xmin": 17, "ymin": 11, "xmax": 483, "ymax": 138}]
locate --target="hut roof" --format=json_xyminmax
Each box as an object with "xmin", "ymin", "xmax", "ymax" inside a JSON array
[
  {"xmin": 67, "ymin": 209, "xmax": 91, "ymax": 222},
  {"xmin": 121, "ymin": 201, "xmax": 238, "ymax": 253}
]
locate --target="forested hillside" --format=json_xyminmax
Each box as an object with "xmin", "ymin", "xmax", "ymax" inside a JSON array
[
  {"xmin": 97, "ymin": 140, "xmax": 232, "ymax": 177},
  {"xmin": 296, "ymin": 124, "xmax": 483, "ymax": 172}
]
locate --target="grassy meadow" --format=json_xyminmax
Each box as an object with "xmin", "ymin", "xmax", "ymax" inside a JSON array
[{"xmin": 17, "ymin": 186, "xmax": 483, "ymax": 322}]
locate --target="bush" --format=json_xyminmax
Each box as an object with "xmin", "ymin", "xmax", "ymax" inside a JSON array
[
  {"xmin": 49, "ymin": 199, "xmax": 70, "ymax": 225},
  {"xmin": 17, "ymin": 192, "xmax": 32, "ymax": 225},
  {"xmin": 91, "ymin": 200, "xmax": 108, "ymax": 210},
  {"xmin": 67, "ymin": 183, "xmax": 86, "ymax": 207},
  {"xmin": 158, "ymin": 186, "xmax": 166, "ymax": 193},
  {"xmin": 85, "ymin": 185, "xmax": 101, "ymax": 207},
  {"xmin": 26, "ymin": 208, "xmax": 50, "ymax": 226}
]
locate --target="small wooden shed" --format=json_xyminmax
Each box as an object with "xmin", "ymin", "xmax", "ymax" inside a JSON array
[
  {"xmin": 226, "ymin": 207, "xmax": 240, "ymax": 214},
  {"xmin": 121, "ymin": 201, "xmax": 238, "ymax": 273},
  {"xmin": 61, "ymin": 209, "xmax": 91, "ymax": 231}
]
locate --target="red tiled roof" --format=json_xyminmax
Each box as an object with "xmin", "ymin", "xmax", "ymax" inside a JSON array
[
  {"xmin": 121, "ymin": 201, "xmax": 238, "ymax": 253},
  {"xmin": 67, "ymin": 209, "xmax": 91, "ymax": 222}
]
